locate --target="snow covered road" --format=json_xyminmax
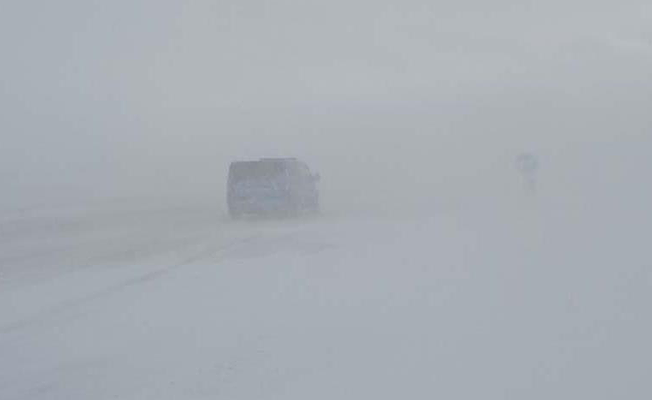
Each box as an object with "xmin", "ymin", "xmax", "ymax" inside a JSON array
[{"xmin": 1, "ymin": 201, "xmax": 650, "ymax": 399}]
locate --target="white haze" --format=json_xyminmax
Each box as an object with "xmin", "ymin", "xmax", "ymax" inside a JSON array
[
  {"xmin": 1, "ymin": 1, "xmax": 651, "ymax": 399},
  {"xmin": 2, "ymin": 0, "xmax": 651, "ymax": 211}
]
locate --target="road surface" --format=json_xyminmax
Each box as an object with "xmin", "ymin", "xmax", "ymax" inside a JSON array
[{"xmin": 1, "ymin": 200, "xmax": 650, "ymax": 399}]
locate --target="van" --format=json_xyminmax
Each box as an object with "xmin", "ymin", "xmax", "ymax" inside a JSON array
[{"xmin": 227, "ymin": 158, "xmax": 320, "ymax": 218}]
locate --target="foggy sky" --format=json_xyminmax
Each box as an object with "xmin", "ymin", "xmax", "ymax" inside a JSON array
[{"xmin": 2, "ymin": 1, "xmax": 651, "ymax": 211}]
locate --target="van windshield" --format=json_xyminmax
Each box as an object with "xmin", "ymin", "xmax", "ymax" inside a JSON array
[{"xmin": 229, "ymin": 162, "xmax": 286, "ymax": 184}]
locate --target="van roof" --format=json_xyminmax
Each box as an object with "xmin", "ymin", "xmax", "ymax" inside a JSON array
[{"xmin": 230, "ymin": 158, "xmax": 298, "ymax": 165}]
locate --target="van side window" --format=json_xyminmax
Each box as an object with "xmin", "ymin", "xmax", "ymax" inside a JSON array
[{"xmin": 298, "ymin": 163, "xmax": 311, "ymax": 180}]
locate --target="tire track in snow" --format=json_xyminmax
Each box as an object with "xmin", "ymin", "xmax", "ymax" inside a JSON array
[{"xmin": 0, "ymin": 238, "xmax": 235, "ymax": 336}]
